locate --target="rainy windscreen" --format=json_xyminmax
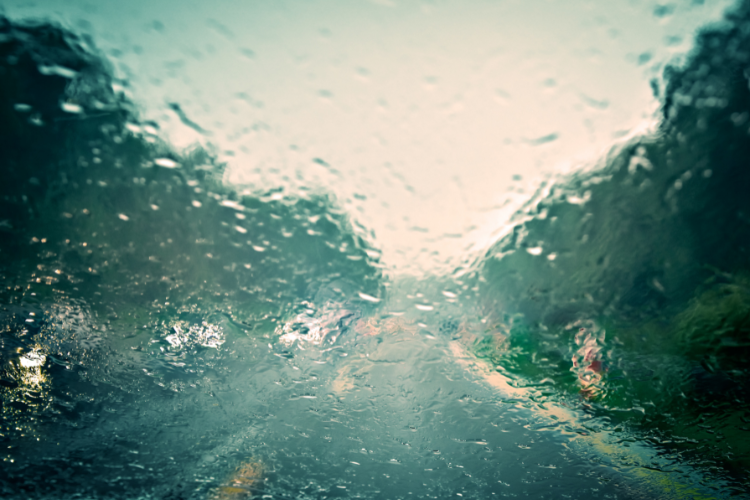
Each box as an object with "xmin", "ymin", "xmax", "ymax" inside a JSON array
[{"xmin": 1, "ymin": 0, "xmax": 750, "ymax": 498}]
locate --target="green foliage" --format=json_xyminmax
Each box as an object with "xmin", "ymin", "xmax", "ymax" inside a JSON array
[{"xmin": 675, "ymin": 275, "xmax": 750, "ymax": 370}]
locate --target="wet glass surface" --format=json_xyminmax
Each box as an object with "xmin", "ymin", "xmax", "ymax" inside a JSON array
[{"xmin": 1, "ymin": 0, "xmax": 750, "ymax": 498}]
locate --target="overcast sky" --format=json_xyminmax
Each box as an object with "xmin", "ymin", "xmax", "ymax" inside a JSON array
[{"xmin": 1, "ymin": 0, "xmax": 735, "ymax": 275}]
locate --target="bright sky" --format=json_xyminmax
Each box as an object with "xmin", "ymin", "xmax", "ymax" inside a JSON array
[{"xmin": 2, "ymin": 0, "xmax": 735, "ymax": 276}]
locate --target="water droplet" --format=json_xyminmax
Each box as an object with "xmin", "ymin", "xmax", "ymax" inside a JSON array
[
  {"xmin": 37, "ymin": 64, "xmax": 77, "ymax": 78},
  {"xmin": 358, "ymin": 292, "xmax": 380, "ymax": 303},
  {"xmin": 60, "ymin": 102, "xmax": 83, "ymax": 114},
  {"xmin": 220, "ymin": 200, "xmax": 244, "ymax": 211},
  {"xmin": 527, "ymin": 133, "xmax": 559, "ymax": 146},
  {"xmin": 154, "ymin": 158, "xmax": 179, "ymax": 168}
]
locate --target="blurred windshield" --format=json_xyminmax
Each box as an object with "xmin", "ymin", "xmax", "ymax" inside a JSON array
[{"xmin": 1, "ymin": 0, "xmax": 749, "ymax": 498}]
